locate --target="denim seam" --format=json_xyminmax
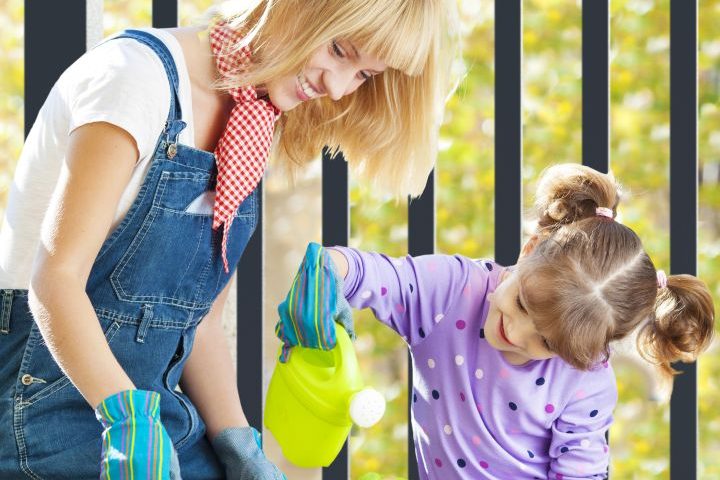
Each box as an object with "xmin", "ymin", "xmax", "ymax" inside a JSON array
[
  {"xmin": 173, "ymin": 218, "xmax": 207, "ymax": 305},
  {"xmin": 191, "ymin": 229, "xmax": 215, "ymax": 316},
  {"xmin": 152, "ymin": 205, "xmax": 255, "ymax": 221},
  {"xmin": 95, "ymin": 307, "xmax": 187, "ymax": 329},
  {"xmin": 1, "ymin": 289, "xmax": 12, "ymax": 334},
  {"xmin": 110, "ymin": 200, "xmax": 161, "ymax": 301},
  {"xmin": 14, "ymin": 397, "xmax": 41, "ymax": 480}
]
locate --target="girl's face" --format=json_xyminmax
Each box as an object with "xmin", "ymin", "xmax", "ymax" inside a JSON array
[
  {"xmin": 264, "ymin": 38, "xmax": 387, "ymax": 111},
  {"xmin": 486, "ymin": 269, "xmax": 557, "ymax": 365}
]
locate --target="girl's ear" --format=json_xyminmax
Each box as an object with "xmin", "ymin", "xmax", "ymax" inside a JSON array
[{"xmin": 519, "ymin": 234, "xmax": 540, "ymax": 260}]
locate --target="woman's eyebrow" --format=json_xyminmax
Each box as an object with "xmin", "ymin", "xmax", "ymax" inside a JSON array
[{"xmin": 349, "ymin": 42, "xmax": 360, "ymax": 59}]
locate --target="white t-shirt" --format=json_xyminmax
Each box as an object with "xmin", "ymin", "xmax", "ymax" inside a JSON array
[{"xmin": 0, "ymin": 28, "xmax": 195, "ymax": 289}]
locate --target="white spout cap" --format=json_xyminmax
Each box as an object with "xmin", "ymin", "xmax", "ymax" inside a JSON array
[{"xmin": 349, "ymin": 387, "xmax": 386, "ymax": 428}]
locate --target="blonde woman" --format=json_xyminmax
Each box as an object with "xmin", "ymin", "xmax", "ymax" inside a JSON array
[{"xmin": 0, "ymin": 0, "xmax": 459, "ymax": 478}]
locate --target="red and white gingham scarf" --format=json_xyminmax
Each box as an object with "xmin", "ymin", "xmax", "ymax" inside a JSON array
[{"xmin": 209, "ymin": 22, "xmax": 281, "ymax": 272}]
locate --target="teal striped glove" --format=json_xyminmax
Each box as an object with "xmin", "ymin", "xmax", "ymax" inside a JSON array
[
  {"xmin": 211, "ymin": 426, "xmax": 286, "ymax": 479},
  {"xmin": 275, "ymin": 242, "xmax": 354, "ymax": 363},
  {"xmin": 95, "ymin": 389, "xmax": 181, "ymax": 479}
]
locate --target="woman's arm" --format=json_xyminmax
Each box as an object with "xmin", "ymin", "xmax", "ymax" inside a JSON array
[
  {"xmin": 29, "ymin": 121, "xmax": 139, "ymax": 410},
  {"xmin": 178, "ymin": 277, "xmax": 250, "ymax": 442}
]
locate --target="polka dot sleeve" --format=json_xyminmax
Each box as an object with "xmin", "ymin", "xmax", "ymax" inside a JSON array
[
  {"xmin": 331, "ymin": 247, "xmax": 482, "ymax": 346},
  {"xmin": 547, "ymin": 364, "xmax": 617, "ymax": 479}
]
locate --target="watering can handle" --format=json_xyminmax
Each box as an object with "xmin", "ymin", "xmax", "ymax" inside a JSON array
[{"xmin": 331, "ymin": 325, "xmax": 359, "ymax": 385}]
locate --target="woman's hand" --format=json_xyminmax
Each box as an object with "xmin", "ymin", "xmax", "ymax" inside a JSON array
[
  {"xmin": 95, "ymin": 389, "xmax": 181, "ymax": 479},
  {"xmin": 211, "ymin": 426, "xmax": 287, "ymax": 480}
]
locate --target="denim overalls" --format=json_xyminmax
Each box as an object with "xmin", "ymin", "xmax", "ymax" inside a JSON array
[{"xmin": 0, "ymin": 30, "xmax": 258, "ymax": 479}]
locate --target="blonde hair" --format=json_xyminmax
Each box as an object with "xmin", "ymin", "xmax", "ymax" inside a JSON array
[
  {"xmin": 517, "ymin": 164, "xmax": 715, "ymax": 384},
  {"xmin": 204, "ymin": 0, "xmax": 460, "ymax": 197}
]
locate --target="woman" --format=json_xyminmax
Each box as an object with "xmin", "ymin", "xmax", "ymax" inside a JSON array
[{"xmin": 0, "ymin": 0, "xmax": 459, "ymax": 478}]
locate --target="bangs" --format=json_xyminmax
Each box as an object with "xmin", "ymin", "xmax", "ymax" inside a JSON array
[{"xmin": 341, "ymin": 1, "xmax": 436, "ymax": 76}]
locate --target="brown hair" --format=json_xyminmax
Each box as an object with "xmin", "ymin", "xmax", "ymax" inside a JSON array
[{"xmin": 516, "ymin": 164, "xmax": 715, "ymax": 384}]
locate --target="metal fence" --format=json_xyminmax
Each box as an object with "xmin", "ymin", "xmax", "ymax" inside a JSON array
[{"xmin": 24, "ymin": 0, "xmax": 700, "ymax": 478}]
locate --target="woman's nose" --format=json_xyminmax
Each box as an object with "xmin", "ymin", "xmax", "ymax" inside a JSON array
[{"xmin": 323, "ymin": 68, "xmax": 357, "ymax": 101}]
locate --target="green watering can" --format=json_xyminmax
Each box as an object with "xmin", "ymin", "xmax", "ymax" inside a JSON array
[{"xmin": 264, "ymin": 326, "xmax": 386, "ymax": 468}]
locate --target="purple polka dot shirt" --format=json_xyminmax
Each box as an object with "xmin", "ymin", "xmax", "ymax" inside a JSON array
[{"xmin": 333, "ymin": 247, "xmax": 616, "ymax": 480}]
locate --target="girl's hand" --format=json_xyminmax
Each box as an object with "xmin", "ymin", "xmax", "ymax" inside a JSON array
[
  {"xmin": 211, "ymin": 426, "xmax": 287, "ymax": 480},
  {"xmin": 95, "ymin": 389, "xmax": 180, "ymax": 479},
  {"xmin": 275, "ymin": 242, "xmax": 354, "ymax": 362}
]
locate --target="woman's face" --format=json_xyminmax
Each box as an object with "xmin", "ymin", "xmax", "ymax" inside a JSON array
[
  {"xmin": 485, "ymin": 269, "xmax": 557, "ymax": 365},
  {"xmin": 264, "ymin": 38, "xmax": 387, "ymax": 111}
]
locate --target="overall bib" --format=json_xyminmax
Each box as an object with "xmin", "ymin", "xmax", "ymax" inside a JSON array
[{"xmin": 0, "ymin": 30, "xmax": 258, "ymax": 479}]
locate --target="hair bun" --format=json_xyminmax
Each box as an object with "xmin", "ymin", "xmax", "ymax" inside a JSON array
[
  {"xmin": 547, "ymin": 199, "xmax": 569, "ymax": 221},
  {"xmin": 534, "ymin": 164, "xmax": 620, "ymax": 231}
]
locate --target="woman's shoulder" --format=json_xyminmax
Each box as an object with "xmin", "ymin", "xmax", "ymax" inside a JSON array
[{"xmin": 57, "ymin": 28, "xmax": 181, "ymax": 98}]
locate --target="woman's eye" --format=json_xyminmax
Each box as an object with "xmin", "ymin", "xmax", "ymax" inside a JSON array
[
  {"xmin": 331, "ymin": 40, "xmax": 345, "ymax": 58},
  {"xmin": 358, "ymin": 71, "xmax": 371, "ymax": 81}
]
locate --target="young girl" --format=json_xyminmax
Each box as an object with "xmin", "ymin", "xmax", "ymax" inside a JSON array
[
  {"xmin": 296, "ymin": 164, "xmax": 714, "ymax": 479},
  {"xmin": 0, "ymin": 0, "xmax": 458, "ymax": 478}
]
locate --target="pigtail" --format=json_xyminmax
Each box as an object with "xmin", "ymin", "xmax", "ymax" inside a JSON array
[
  {"xmin": 637, "ymin": 274, "xmax": 715, "ymax": 380},
  {"xmin": 534, "ymin": 164, "xmax": 621, "ymax": 231}
]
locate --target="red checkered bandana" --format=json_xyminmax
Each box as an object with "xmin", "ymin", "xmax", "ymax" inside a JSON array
[{"xmin": 209, "ymin": 22, "xmax": 281, "ymax": 272}]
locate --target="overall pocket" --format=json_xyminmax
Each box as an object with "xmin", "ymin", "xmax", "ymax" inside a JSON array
[
  {"xmin": 110, "ymin": 170, "xmax": 257, "ymax": 310},
  {"xmin": 18, "ymin": 316, "xmax": 121, "ymax": 408}
]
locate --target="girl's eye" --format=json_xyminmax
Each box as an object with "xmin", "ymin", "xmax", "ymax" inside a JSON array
[
  {"xmin": 331, "ymin": 40, "xmax": 345, "ymax": 58},
  {"xmin": 358, "ymin": 71, "xmax": 371, "ymax": 81},
  {"xmin": 515, "ymin": 295, "xmax": 526, "ymax": 313},
  {"xmin": 542, "ymin": 337, "xmax": 553, "ymax": 351}
]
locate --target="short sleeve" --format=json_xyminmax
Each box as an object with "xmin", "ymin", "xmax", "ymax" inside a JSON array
[
  {"xmin": 548, "ymin": 365, "xmax": 618, "ymax": 479},
  {"xmin": 331, "ymin": 246, "xmax": 483, "ymax": 346},
  {"xmin": 61, "ymin": 37, "xmax": 171, "ymax": 165}
]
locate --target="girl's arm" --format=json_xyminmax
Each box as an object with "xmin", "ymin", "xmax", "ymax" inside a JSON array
[
  {"xmin": 548, "ymin": 367, "xmax": 617, "ymax": 479},
  {"xmin": 178, "ymin": 278, "xmax": 250, "ymax": 441},
  {"xmin": 29, "ymin": 121, "xmax": 139, "ymax": 410},
  {"xmin": 327, "ymin": 246, "xmax": 482, "ymax": 346}
]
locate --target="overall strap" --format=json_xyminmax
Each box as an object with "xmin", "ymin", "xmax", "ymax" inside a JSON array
[{"xmin": 112, "ymin": 29, "xmax": 184, "ymax": 136}]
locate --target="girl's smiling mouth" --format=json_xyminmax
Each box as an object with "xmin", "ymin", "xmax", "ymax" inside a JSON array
[{"xmin": 499, "ymin": 314, "xmax": 516, "ymax": 347}]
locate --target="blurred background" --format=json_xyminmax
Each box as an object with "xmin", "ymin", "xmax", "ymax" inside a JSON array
[{"xmin": 1, "ymin": 1, "xmax": 718, "ymax": 478}]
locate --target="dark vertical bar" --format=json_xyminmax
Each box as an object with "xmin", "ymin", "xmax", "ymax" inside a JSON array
[
  {"xmin": 494, "ymin": 0, "xmax": 522, "ymax": 266},
  {"xmin": 152, "ymin": 0, "xmax": 178, "ymax": 28},
  {"xmin": 582, "ymin": 4, "xmax": 611, "ymax": 472},
  {"xmin": 407, "ymin": 171, "xmax": 435, "ymax": 480},
  {"xmin": 670, "ymin": 1, "xmax": 698, "ymax": 478},
  {"xmin": 322, "ymin": 148, "xmax": 349, "ymax": 479},
  {"xmin": 25, "ymin": 0, "xmax": 86, "ymax": 137},
  {"xmin": 236, "ymin": 182, "xmax": 264, "ymax": 431},
  {"xmin": 582, "ymin": 0, "xmax": 610, "ymax": 174}
]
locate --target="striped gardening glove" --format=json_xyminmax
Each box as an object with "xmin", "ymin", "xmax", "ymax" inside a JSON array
[
  {"xmin": 95, "ymin": 389, "xmax": 181, "ymax": 479},
  {"xmin": 275, "ymin": 242, "xmax": 354, "ymax": 363}
]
